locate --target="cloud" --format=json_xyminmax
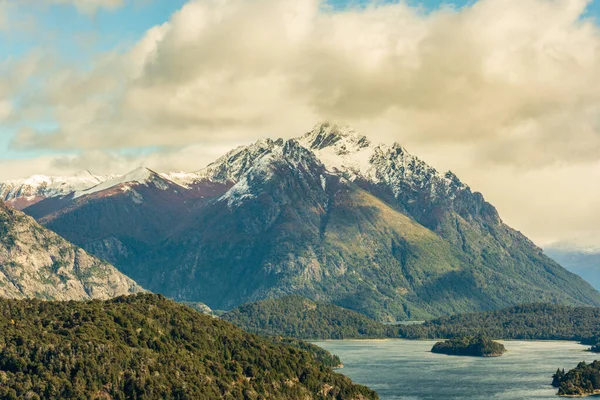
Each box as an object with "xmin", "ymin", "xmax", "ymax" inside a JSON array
[
  {"xmin": 4, "ymin": 0, "xmax": 600, "ymax": 245},
  {"xmin": 9, "ymin": 0, "xmax": 600, "ymax": 164}
]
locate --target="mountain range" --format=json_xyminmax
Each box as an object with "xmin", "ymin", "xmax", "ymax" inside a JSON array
[
  {"xmin": 2, "ymin": 122, "xmax": 598, "ymax": 321},
  {"xmin": 545, "ymin": 245, "xmax": 600, "ymax": 291}
]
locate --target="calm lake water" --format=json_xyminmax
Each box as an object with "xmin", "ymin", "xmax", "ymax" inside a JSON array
[{"xmin": 312, "ymin": 340, "xmax": 598, "ymax": 400}]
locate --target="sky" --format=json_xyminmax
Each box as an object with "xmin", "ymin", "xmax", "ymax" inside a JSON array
[{"xmin": 1, "ymin": 0, "xmax": 600, "ymax": 249}]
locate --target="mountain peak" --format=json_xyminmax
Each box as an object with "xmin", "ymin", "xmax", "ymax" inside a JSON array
[
  {"xmin": 73, "ymin": 167, "xmax": 168, "ymax": 199},
  {"xmin": 299, "ymin": 122, "xmax": 371, "ymax": 151}
]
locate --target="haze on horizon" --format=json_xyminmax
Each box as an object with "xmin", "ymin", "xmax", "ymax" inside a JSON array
[{"xmin": 1, "ymin": 0, "xmax": 600, "ymax": 249}]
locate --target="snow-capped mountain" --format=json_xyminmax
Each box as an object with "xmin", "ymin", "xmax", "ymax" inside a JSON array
[
  {"xmin": 73, "ymin": 167, "xmax": 181, "ymax": 199},
  {"xmin": 0, "ymin": 170, "xmax": 108, "ymax": 209},
  {"xmin": 4, "ymin": 122, "xmax": 599, "ymax": 321}
]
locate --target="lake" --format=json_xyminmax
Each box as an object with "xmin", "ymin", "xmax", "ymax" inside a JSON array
[{"xmin": 312, "ymin": 340, "xmax": 598, "ymax": 400}]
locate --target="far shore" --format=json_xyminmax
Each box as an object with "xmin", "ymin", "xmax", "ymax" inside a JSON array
[
  {"xmin": 559, "ymin": 390, "xmax": 600, "ymax": 398},
  {"xmin": 310, "ymin": 338, "xmax": 590, "ymax": 343}
]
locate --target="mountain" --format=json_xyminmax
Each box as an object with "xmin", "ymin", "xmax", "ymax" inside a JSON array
[
  {"xmin": 545, "ymin": 245, "xmax": 600, "ymax": 290},
  {"xmin": 23, "ymin": 167, "xmax": 214, "ymax": 277},
  {"xmin": 222, "ymin": 295, "xmax": 388, "ymax": 339},
  {"xmin": 0, "ymin": 200, "xmax": 141, "ymax": 300},
  {"xmin": 0, "ymin": 293, "xmax": 377, "ymax": 399},
  {"xmin": 0, "ymin": 170, "xmax": 109, "ymax": 209},
  {"xmin": 13, "ymin": 123, "xmax": 600, "ymax": 321}
]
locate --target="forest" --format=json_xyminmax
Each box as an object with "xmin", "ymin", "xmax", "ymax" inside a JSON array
[
  {"xmin": 552, "ymin": 361, "xmax": 600, "ymax": 396},
  {"xmin": 225, "ymin": 296, "xmax": 600, "ymax": 342},
  {"xmin": 0, "ymin": 293, "xmax": 377, "ymax": 400},
  {"xmin": 430, "ymin": 336, "xmax": 506, "ymax": 357}
]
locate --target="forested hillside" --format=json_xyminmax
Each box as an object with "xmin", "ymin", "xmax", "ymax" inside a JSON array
[
  {"xmin": 225, "ymin": 297, "xmax": 600, "ymax": 342},
  {"xmin": 0, "ymin": 294, "xmax": 377, "ymax": 400}
]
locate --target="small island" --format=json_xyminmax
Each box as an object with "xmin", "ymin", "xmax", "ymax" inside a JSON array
[
  {"xmin": 431, "ymin": 336, "xmax": 506, "ymax": 357},
  {"xmin": 552, "ymin": 361, "xmax": 600, "ymax": 397}
]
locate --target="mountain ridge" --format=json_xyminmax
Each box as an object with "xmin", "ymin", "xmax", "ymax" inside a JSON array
[{"xmin": 5, "ymin": 122, "xmax": 599, "ymax": 320}]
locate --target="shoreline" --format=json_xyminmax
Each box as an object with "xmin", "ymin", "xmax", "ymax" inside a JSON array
[
  {"xmin": 311, "ymin": 338, "xmax": 590, "ymax": 344},
  {"xmin": 560, "ymin": 390, "xmax": 600, "ymax": 398}
]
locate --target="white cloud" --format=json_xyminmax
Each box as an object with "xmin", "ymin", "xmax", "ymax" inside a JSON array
[{"xmin": 4, "ymin": 0, "xmax": 600, "ymax": 245}]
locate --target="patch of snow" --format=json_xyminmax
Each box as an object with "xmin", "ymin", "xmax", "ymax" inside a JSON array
[
  {"xmin": 297, "ymin": 122, "xmax": 468, "ymax": 201},
  {"xmin": 130, "ymin": 190, "xmax": 144, "ymax": 204},
  {"xmin": 74, "ymin": 167, "xmax": 159, "ymax": 199},
  {"xmin": 160, "ymin": 172, "xmax": 201, "ymax": 188},
  {"xmin": 0, "ymin": 170, "xmax": 106, "ymax": 201}
]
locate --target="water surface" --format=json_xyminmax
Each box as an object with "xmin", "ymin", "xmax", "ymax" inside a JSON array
[{"xmin": 313, "ymin": 340, "xmax": 597, "ymax": 400}]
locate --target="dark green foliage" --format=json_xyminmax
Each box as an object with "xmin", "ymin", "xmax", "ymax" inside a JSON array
[
  {"xmin": 430, "ymin": 336, "xmax": 506, "ymax": 357},
  {"xmin": 222, "ymin": 295, "xmax": 387, "ymax": 339},
  {"xmin": 270, "ymin": 337, "xmax": 343, "ymax": 368},
  {"xmin": 0, "ymin": 293, "xmax": 377, "ymax": 400},
  {"xmin": 223, "ymin": 296, "xmax": 600, "ymax": 343},
  {"xmin": 553, "ymin": 361, "xmax": 600, "ymax": 396},
  {"xmin": 553, "ymin": 368, "xmax": 566, "ymax": 387},
  {"xmin": 395, "ymin": 304, "xmax": 600, "ymax": 341}
]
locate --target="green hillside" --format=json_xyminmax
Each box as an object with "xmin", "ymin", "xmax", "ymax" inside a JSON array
[
  {"xmin": 225, "ymin": 296, "xmax": 600, "ymax": 342},
  {"xmin": 222, "ymin": 295, "xmax": 387, "ymax": 339},
  {"xmin": 398, "ymin": 303, "xmax": 600, "ymax": 340},
  {"xmin": 0, "ymin": 293, "xmax": 377, "ymax": 400}
]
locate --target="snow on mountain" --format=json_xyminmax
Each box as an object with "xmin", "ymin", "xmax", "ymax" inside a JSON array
[
  {"xmin": 0, "ymin": 171, "xmax": 107, "ymax": 208},
  {"xmin": 220, "ymin": 139, "xmax": 325, "ymax": 207},
  {"xmin": 0, "ymin": 122, "xmax": 468, "ymax": 209},
  {"xmin": 196, "ymin": 139, "xmax": 280, "ymax": 184},
  {"xmin": 160, "ymin": 172, "xmax": 202, "ymax": 188},
  {"xmin": 298, "ymin": 122, "xmax": 467, "ymax": 201},
  {"xmin": 0, "ymin": 170, "xmax": 103, "ymax": 200},
  {"xmin": 74, "ymin": 167, "xmax": 175, "ymax": 199}
]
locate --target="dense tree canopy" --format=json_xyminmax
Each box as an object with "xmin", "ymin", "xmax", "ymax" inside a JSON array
[
  {"xmin": 0, "ymin": 293, "xmax": 377, "ymax": 400},
  {"xmin": 552, "ymin": 361, "xmax": 600, "ymax": 396},
  {"xmin": 224, "ymin": 296, "xmax": 600, "ymax": 343},
  {"xmin": 400, "ymin": 303, "xmax": 600, "ymax": 341},
  {"xmin": 430, "ymin": 336, "xmax": 506, "ymax": 357},
  {"xmin": 222, "ymin": 295, "xmax": 387, "ymax": 340}
]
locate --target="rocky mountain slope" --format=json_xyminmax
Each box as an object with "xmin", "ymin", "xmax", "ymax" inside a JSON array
[
  {"xmin": 0, "ymin": 200, "xmax": 141, "ymax": 300},
  {"xmin": 11, "ymin": 123, "xmax": 600, "ymax": 320}
]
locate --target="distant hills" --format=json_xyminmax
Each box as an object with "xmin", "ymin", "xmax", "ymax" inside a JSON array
[
  {"xmin": 0, "ymin": 199, "xmax": 141, "ymax": 300},
  {"xmin": 224, "ymin": 295, "xmax": 600, "ymax": 342},
  {"xmin": 3, "ymin": 123, "xmax": 600, "ymax": 320},
  {"xmin": 222, "ymin": 295, "xmax": 387, "ymax": 339},
  {"xmin": 0, "ymin": 293, "xmax": 377, "ymax": 399},
  {"xmin": 546, "ymin": 246, "xmax": 600, "ymax": 290}
]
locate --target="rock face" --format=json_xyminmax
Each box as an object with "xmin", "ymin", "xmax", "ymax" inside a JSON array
[
  {"xmin": 11, "ymin": 123, "xmax": 600, "ymax": 320},
  {"xmin": 0, "ymin": 200, "xmax": 142, "ymax": 300}
]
